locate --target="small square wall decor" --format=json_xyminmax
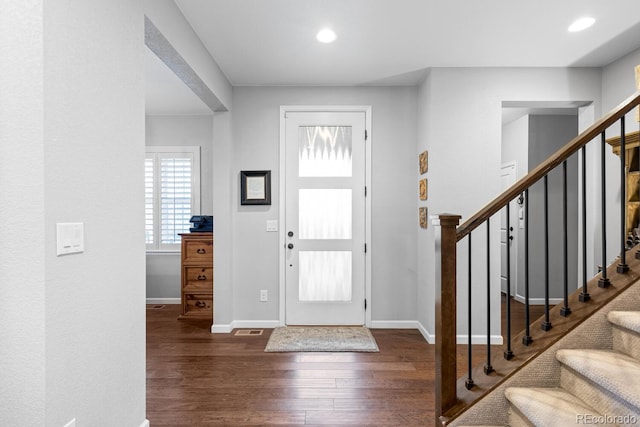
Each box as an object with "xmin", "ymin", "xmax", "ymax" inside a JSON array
[
  {"xmin": 419, "ymin": 150, "xmax": 428, "ymax": 174},
  {"xmin": 419, "ymin": 207, "xmax": 428, "ymax": 229},
  {"xmin": 419, "ymin": 178, "xmax": 428, "ymax": 201}
]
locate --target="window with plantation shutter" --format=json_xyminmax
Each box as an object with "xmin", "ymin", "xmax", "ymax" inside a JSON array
[{"xmin": 145, "ymin": 146, "xmax": 201, "ymax": 251}]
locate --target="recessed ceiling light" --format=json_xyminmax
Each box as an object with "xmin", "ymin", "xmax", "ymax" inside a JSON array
[
  {"xmin": 568, "ymin": 17, "xmax": 595, "ymax": 32},
  {"xmin": 316, "ymin": 28, "xmax": 336, "ymax": 43}
]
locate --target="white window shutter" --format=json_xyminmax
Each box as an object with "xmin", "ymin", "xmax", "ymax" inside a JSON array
[{"xmin": 145, "ymin": 147, "xmax": 200, "ymax": 251}]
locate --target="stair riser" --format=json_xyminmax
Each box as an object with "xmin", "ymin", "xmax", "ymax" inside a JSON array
[
  {"xmin": 612, "ymin": 325, "xmax": 640, "ymax": 361},
  {"xmin": 560, "ymin": 366, "xmax": 640, "ymax": 420}
]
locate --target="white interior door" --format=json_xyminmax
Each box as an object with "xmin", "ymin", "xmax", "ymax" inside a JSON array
[
  {"xmin": 500, "ymin": 162, "xmax": 517, "ymax": 295},
  {"xmin": 284, "ymin": 111, "xmax": 366, "ymax": 325}
]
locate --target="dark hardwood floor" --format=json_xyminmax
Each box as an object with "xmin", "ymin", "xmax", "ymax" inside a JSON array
[{"xmin": 146, "ymin": 298, "xmax": 545, "ymax": 426}]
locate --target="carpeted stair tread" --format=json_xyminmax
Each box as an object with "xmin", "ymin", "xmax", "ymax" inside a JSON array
[
  {"xmin": 505, "ymin": 387, "xmax": 607, "ymax": 426},
  {"xmin": 556, "ymin": 349, "xmax": 640, "ymax": 409},
  {"xmin": 607, "ymin": 311, "xmax": 640, "ymax": 334}
]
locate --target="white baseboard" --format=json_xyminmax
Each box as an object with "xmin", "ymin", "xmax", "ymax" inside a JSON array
[
  {"xmin": 211, "ymin": 320, "xmax": 282, "ymax": 334},
  {"xmin": 514, "ymin": 295, "xmax": 564, "ymax": 305},
  {"xmin": 139, "ymin": 419, "xmax": 150, "ymax": 427},
  {"xmin": 215, "ymin": 320, "xmax": 419, "ymax": 333},
  {"xmin": 370, "ymin": 320, "xmax": 420, "ymax": 329},
  {"xmin": 463, "ymin": 334, "xmax": 504, "ymax": 345},
  {"xmin": 211, "ymin": 323, "xmax": 232, "ymax": 333},
  {"xmin": 146, "ymin": 298, "xmax": 180, "ymax": 305},
  {"xmin": 417, "ymin": 322, "xmax": 435, "ymax": 344},
  {"xmin": 417, "ymin": 322, "xmax": 503, "ymax": 345}
]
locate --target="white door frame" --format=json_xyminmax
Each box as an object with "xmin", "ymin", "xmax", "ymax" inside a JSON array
[
  {"xmin": 500, "ymin": 161, "xmax": 518, "ymax": 297},
  {"xmin": 279, "ymin": 105, "xmax": 372, "ymax": 327}
]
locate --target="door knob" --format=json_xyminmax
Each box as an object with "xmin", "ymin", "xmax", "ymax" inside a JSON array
[{"xmin": 287, "ymin": 243, "xmax": 294, "ymax": 249}]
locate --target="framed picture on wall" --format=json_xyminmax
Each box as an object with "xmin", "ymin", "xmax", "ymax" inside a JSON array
[
  {"xmin": 419, "ymin": 207, "xmax": 428, "ymax": 229},
  {"xmin": 240, "ymin": 170, "xmax": 271, "ymax": 205},
  {"xmin": 419, "ymin": 178, "xmax": 428, "ymax": 201},
  {"xmin": 419, "ymin": 150, "xmax": 428, "ymax": 174}
]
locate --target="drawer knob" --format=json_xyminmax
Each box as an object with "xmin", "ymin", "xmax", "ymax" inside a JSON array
[
  {"xmin": 196, "ymin": 248, "xmax": 206, "ymax": 254},
  {"xmin": 195, "ymin": 301, "xmax": 206, "ymax": 308},
  {"xmin": 197, "ymin": 274, "xmax": 207, "ymax": 280}
]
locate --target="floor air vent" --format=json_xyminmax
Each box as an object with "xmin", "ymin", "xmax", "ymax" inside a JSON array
[{"xmin": 147, "ymin": 305, "xmax": 166, "ymax": 310}]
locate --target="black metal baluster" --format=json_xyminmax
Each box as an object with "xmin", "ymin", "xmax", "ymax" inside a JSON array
[
  {"xmin": 561, "ymin": 161, "xmax": 571, "ymax": 317},
  {"xmin": 523, "ymin": 189, "xmax": 533, "ymax": 345},
  {"xmin": 599, "ymin": 132, "xmax": 611, "ymax": 288},
  {"xmin": 465, "ymin": 234, "xmax": 474, "ymax": 390},
  {"xmin": 541, "ymin": 176, "xmax": 552, "ymax": 331},
  {"xmin": 484, "ymin": 219, "xmax": 494, "ymax": 374},
  {"xmin": 504, "ymin": 203, "xmax": 514, "ymax": 359},
  {"xmin": 580, "ymin": 146, "xmax": 590, "ymax": 302},
  {"xmin": 619, "ymin": 116, "xmax": 629, "ymax": 273}
]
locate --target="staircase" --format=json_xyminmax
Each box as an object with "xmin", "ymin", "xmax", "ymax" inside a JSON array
[
  {"xmin": 435, "ymin": 91, "xmax": 640, "ymax": 427},
  {"xmin": 453, "ymin": 278, "xmax": 640, "ymax": 427}
]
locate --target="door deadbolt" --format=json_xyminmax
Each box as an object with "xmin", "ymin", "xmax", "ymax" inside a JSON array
[{"xmin": 288, "ymin": 231, "xmax": 294, "ymax": 237}]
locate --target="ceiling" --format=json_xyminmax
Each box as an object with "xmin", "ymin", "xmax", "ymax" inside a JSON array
[{"xmin": 145, "ymin": 0, "xmax": 640, "ymax": 114}]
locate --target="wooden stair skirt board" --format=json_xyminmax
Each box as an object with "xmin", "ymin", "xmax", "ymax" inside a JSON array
[{"xmin": 448, "ymin": 278, "xmax": 640, "ymax": 427}]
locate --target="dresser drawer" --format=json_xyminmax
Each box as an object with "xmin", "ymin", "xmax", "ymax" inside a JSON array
[
  {"xmin": 183, "ymin": 239, "xmax": 213, "ymax": 264},
  {"xmin": 184, "ymin": 266, "xmax": 213, "ymax": 282},
  {"xmin": 183, "ymin": 280, "xmax": 212, "ymax": 292},
  {"xmin": 183, "ymin": 294, "xmax": 213, "ymax": 317}
]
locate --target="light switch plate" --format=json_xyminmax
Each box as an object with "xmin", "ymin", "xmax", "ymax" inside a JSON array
[
  {"xmin": 266, "ymin": 220, "xmax": 278, "ymax": 232},
  {"xmin": 56, "ymin": 223, "xmax": 84, "ymax": 256}
]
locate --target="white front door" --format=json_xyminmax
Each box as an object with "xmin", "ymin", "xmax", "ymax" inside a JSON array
[
  {"xmin": 284, "ymin": 110, "xmax": 367, "ymax": 325},
  {"xmin": 500, "ymin": 162, "xmax": 517, "ymax": 295}
]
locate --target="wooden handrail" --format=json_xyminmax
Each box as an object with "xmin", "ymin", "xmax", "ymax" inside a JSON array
[{"xmin": 456, "ymin": 90, "xmax": 640, "ymax": 242}]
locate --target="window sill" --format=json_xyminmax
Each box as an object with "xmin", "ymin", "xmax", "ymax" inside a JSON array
[{"xmin": 146, "ymin": 250, "xmax": 180, "ymax": 255}]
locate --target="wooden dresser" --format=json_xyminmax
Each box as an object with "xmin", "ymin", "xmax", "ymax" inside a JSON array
[{"xmin": 178, "ymin": 232, "xmax": 213, "ymax": 320}]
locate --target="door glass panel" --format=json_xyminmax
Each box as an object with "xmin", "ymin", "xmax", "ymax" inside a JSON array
[
  {"xmin": 298, "ymin": 126, "xmax": 352, "ymax": 177},
  {"xmin": 299, "ymin": 189, "xmax": 352, "ymax": 239},
  {"xmin": 299, "ymin": 251, "xmax": 352, "ymax": 301}
]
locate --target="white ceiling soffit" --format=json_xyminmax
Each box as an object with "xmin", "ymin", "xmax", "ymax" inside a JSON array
[
  {"xmin": 175, "ymin": 0, "xmax": 640, "ymax": 87},
  {"xmin": 145, "ymin": 46, "xmax": 213, "ymax": 116},
  {"xmin": 501, "ymin": 101, "xmax": 589, "ymax": 125}
]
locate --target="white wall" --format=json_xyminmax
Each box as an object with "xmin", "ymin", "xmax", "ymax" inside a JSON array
[
  {"xmin": 0, "ymin": 2, "xmax": 146, "ymax": 426},
  {"xmin": 43, "ymin": 2, "xmax": 146, "ymax": 425},
  {"xmin": 502, "ymin": 115, "xmax": 529, "ymax": 171},
  {"xmin": 215, "ymin": 86, "xmax": 418, "ymax": 328},
  {"xmin": 418, "ymin": 67, "xmax": 602, "ymax": 342},
  {"xmin": 212, "ymin": 111, "xmax": 235, "ymax": 328},
  {"xmin": 145, "ymin": 115, "xmax": 214, "ymax": 300},
  {"xmin": 416, "ymin": 72, "xmax": 431, "ymax": 338},
  {"xmin": 0, "ymin": 2, "xmax": 46, "ymax": 425}
]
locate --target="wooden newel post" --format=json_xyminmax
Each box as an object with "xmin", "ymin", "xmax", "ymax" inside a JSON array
[{"xmin": 434, "ymin": 213, "xmax": 461, "ymax": 426}]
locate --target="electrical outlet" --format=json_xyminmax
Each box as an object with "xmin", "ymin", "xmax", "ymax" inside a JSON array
[{"xmin": 260, "ymin": 290, "xmax": 268, "ymax": 302}]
